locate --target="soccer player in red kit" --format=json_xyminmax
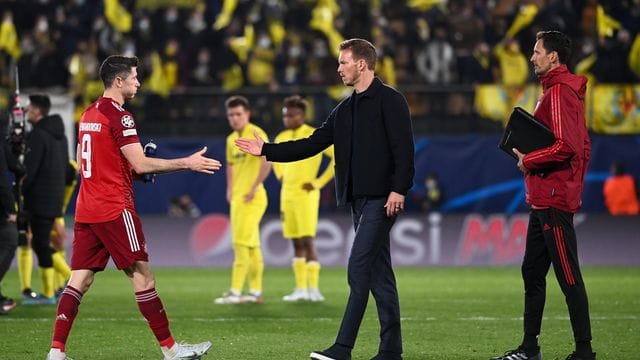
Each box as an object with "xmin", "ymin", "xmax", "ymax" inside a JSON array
[{"xmin": 46, "ymin": 55, "xmax": 221, "ymax": 360}]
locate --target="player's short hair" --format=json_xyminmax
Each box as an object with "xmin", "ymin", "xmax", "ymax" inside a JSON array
[
  {"xmin": 339, "ymin": 38, "xmax": 377, "ymax": 70},
  {"xmin": 28, "ymin": 94, "xmax": 51, "ymax": 116},
  {"xmin": 283, "ymin": 95, "xmax": 307, "ymax": 113},
  {"xmin": 99, "ymin": 55, "xmax": 139, "ymax": 88},
  {"xmin": 225, "ymin": 95, "xmax": 250, "ymax": 111},
  {"xmin": 536, "ymin": 31, "xmax": 572, "ymax": 64}
]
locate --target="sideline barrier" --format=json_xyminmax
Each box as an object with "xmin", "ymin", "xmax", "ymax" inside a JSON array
[{"xmin": 122, "ymin": 213, "xmax": 640, "ymax": 267}]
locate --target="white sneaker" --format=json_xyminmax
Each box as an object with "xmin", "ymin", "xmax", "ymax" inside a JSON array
[
  {"xmin": 308, "ymin": 288, "xmax": 325, "ymax": 302},
  {"xmin": 214, "ymin": 291, "xmax": 241, "ymax": 305},
  {"xmin": 45, "ymin": 348, "xmax": 73, "ymax": 360},
  {"xmin": 164, "ymin": 341, "xmax": 212, "ymax": 360},
  {"xmin": 282, "ymin": 288, "xmax": 309, "ymax": 302},
  {"xmin": 240, "ymin": 291, "xmax": 264, "ymax": 304}
]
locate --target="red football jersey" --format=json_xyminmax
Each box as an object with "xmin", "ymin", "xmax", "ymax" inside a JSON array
[{"xmin": 75, "ymin": 97, "xmax": 141, "ymax": 223}]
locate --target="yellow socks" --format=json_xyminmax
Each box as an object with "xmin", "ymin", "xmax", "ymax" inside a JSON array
[
  {"xmin": 52, "ymin": 250, "xmax": 71, "ymax": 289},
  {"xmin": 307, "ymin": 261, "xmax": 321, "ymax": 290},
  {"xmin": 231, "ymin": 244, "xmax": 250, "ymax": 292},
  {"xmin": 248, "ymin": 247, "xmax": 263, "ymax": 294},
  {"xmin": 292, "ymin": 257, "xmax": 307, "ymax": 289},
  {"xmin": 17, "ymin": 246, "xmax": 32, "ymax": 291},
  {"xmin": 40, "ymin": 267, "xmax": 55, "ymax": 298}
]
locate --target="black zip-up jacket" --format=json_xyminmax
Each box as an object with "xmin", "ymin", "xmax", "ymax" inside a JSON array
[
  {"xmin": 263, "ymin": 77, "xmax": 415, "ymax": 206},
  {"xmin": 0, "ymin": 142, "xmax": 16, "ymax": 225},
  {"xmin": 23, "ymin": 114, "xmax": 68, "ymax": 218}
]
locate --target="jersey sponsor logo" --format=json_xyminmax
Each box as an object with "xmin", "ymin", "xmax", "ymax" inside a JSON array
[
  {"xmin": 123, "ymin": 129, "xmax": 137, "ymax": 137},
  {"xmin": 111, "ymin": 101, "xmax": 125, "ymax": 112},
  {"xmin": 121, "ymin": 114, "xmax": 135, "ymax": 128},
  {"xmin": 79, "ymin": 122, "xmax": 102, "ymax": 132}
]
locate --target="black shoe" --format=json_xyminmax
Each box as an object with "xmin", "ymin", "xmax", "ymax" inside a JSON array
[
  {"xmin": 1, "ymin": 297, "xmax": 17, "ymax": 312},
  {"xmin": 371, "ymin": 351, "xmax": 403, "ymax": 360},
  {"xmin": 491, "ymin": 346, "xmax": 542, "ymax": 360},
  {"xmin": 310, "ymin": 344, "xmax": 352, "ymax": 360},
  {"xmin": 566, "ymin": 352, "xmax": 596, "ymax": 360},
  {"xmin": 22, "ymin": 288, "xmax": 38, "ymax": 299}
]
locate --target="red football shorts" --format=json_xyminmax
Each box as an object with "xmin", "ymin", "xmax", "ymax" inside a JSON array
[{"xmin": 71, "ymin": 209, "xmax": 148, "ymax": 271}]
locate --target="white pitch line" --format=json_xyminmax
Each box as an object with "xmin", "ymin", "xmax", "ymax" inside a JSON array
[
  {"xmin": 459, "ymin": 315, "xmax": 639, "ymax": 321},
  {"xmin": 1, "ymin": 315, "xmax": 637, "ymax": 323}
]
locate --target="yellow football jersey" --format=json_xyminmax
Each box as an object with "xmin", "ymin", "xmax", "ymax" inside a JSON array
[
  {"xmin": 273, "ymin": 123, "xmax": 335, "ymax": 198},
  {"xmin": 226, "ymin": 123, "xmax": 269, "ymax": 201}
]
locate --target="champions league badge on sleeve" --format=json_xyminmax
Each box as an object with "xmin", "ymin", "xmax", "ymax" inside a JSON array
[{"xmin": 121, "ymin": 114, "xmax": 135, "ymax": 128}]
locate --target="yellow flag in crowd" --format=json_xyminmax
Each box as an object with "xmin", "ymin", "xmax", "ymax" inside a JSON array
[
  {"xmin": 222, "ymin": 64, "xmax": 244, "ymax": 91},
  {"xmin": 310, "ymin": 0, "xmax": 344, "ymax": 59},
  {"xmin": 269, "ymin": 20, "xmax": 286, "ymax": 47},
  {"xmin": 629, "ymin": 34, "xmax": 640, "ymax": 77},
  {"xmin": 407, "ymin": 0, "xmax": 444, "ymax": 11},
  {"xmin": 146, "ymin": 52, "xmax": 171, "ymax": 97},
  {"xmin": 475, "ymin": 85, "xmax": 509, "ymax": 122},
  {"xmin": 596, "ymin": 5, "xmax": 621, "ymax": 38},
  {"xmin": 377, "ymin": 56, "xmax": 397, "ymax": 86},
  {"xmin": 505, "ymin": 4, "xmax": 539, "ymax": 39},
  {"xmin": 229, "ymin": 24, "xmax": 255, "ymax": 63},
  {"xmin": 0, "ymin": 16, "xmax": 21, "ymax": 59},
  {"xmin": 590, "ymin": 85, "xmax": 640, "ymax": 134},
  {"xmin": 474, "ymin": 84, "xmax": 541, "ymax": 124},
  {"xmin": 104, "ymin": 0, "xmax": 132, "ymax": 33},
  {"xmin": 327, "ymin": 84, "xmax": 351, "ymax": 102},
  {"xmin": 213, "ymin": 0, "xmax": 238, "ymax": 31}
]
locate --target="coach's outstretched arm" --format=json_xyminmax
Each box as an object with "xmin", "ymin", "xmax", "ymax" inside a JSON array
[{"xmin": 235, "ymin": 130, "xmax": 265, "ymax": 156}]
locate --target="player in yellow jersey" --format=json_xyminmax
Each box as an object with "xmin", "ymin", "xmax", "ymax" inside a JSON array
[
  {"xmin": 215, "ymin": 96, "xmax": 271, "ymax": 305},
  {"xmin": 274, "ymin": 96, "xmax": 335, "ymax": 302}
]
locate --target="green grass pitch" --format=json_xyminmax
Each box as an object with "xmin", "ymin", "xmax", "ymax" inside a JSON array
[{"xmin": 1, "ymin": 267, "xmax": 638, "ymax": 359}]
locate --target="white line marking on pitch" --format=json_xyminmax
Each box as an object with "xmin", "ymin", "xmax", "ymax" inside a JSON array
[{"xmin": 2, "ymin": 315, "xmax": 637, "ymax": 322}]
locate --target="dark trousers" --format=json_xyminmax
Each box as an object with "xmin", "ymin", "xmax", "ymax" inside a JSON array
[
  {"xmin": 523, "ymin": 208, "xmax": 592, "ymax": 343},
  {"xmin": 28, "ymin": 214, "xmax": 55, "ymax": 268},
  {"xmin": 0, "ymin": 222, "xmax": 18, "ymax": 287},
  {"xmin": 335, "ymin": 196, "xmax": 402, "ymax": 354}
]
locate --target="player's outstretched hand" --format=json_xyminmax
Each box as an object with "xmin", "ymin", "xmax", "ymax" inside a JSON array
[
  {"xmin": 187, "ymin": 147, "xmax": 222, "ymax": 174},
  {"xmin": 234, "ymin": 130, "xmax": 265, "ymax": 156}
]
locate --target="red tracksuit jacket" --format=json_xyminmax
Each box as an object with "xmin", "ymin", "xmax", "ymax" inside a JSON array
[{"xmin": 523, "ymin": 64, "xmax": 591, "ymax": 213}]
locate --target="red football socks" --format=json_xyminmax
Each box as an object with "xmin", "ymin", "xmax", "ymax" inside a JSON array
[
  {"xmin": 51, "ymin": 285, "xmax": 84, "ymax": 351},
  {"xmin": 135, "ymin": 288, "xmax": 173, "ymax": 345}
]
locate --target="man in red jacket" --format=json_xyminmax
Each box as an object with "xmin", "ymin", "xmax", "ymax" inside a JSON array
[{"xmin": 491, "ymin": 31, "xmax": 595, "ymax": 360}]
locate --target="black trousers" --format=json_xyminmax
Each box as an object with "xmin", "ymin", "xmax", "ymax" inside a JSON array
[
  {"xmin": 28, "ymin": 214, "xmax": 55, "ymax": 268},
  {"xmin": 335, "ymin": 196, "xmax": 402, "ymax": 354},
  {"xmin": 0, "ymin": 221, "xmax": 18, "ymax": 288},
  {"xmin": 522, "ymin": 208, "xmax": 592, "ymax": 343}
]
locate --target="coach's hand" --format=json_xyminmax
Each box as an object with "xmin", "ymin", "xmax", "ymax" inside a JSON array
[
  {"xmin": 385, "ymin": 191, "xmax": 405, "ymax": 218},
  {"xmin": 235, "ymin": 131, "xmax": 265, "ymax": 156},
  {"xmin": 187, "ymin": 147, "xmax": 222, "ymax": 174}
]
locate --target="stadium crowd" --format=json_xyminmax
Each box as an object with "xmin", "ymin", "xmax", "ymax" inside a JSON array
[{"xmin": 1, "ymin": 1, "xmax": 639, "ymax": 104}]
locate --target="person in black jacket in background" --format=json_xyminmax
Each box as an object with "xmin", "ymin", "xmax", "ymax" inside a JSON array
[
  {"xmin": 18, "ymin": 94, "xmax": 68, "ymax": 304},
  {"xmin": 236, "ymin": 38, "xmax": 415, "ymax": 360},
  {"xmin": 0, "ymin": 141, "xmax": 19, "ymax": 315}
]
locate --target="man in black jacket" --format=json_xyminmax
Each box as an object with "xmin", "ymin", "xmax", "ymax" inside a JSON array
[
  {"xmin": 236, "ymin": 38, "xmax": 414, "ymax": 360},
  {"xmin": 0, "ymin": 141, "xmax": 18, "ymax": 315},
  {"xmin": 19, "ymin": 94, "xmax": 68, "ymax": 304}
]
